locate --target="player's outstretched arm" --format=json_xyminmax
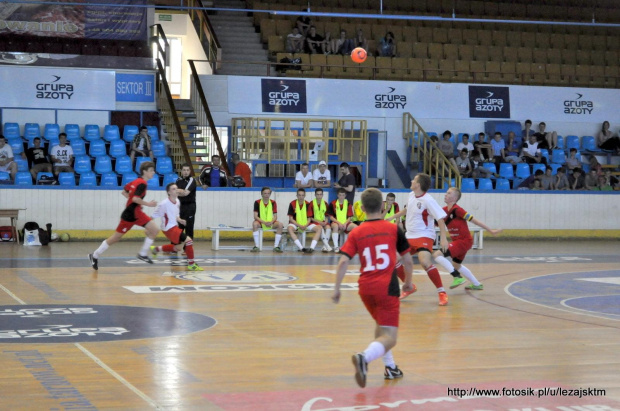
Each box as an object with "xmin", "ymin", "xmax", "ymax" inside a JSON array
[
  {"xmin": 470, "ymin": 217, "xmax": 502, "ymax": 236},
  {"xmin": 387, "ymin": 208, "xmax": 406, "ymax": 221},
  {"xmin": 332, "ymin": 255, "xmax": 350, "ymax": 304},
  {"xmin": 436, "ymin": 218, "xmax": 449, "ymax": 252}
]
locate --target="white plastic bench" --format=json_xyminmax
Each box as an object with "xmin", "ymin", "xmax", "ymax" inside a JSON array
[
  {"xmin": 208, "ymin": 226, "xmax": 306, "ymax": 251},
  {"xmin": 433, "ymin": 227, "xmax": 484, "ymax": 250}
]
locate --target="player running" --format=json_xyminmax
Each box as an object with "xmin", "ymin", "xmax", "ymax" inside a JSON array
[{"xmin": 150, "ymin": 183, "xmax": 203, "ymax": 271}]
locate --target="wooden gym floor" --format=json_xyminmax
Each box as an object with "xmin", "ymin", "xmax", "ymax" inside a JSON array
[{"xmin": 0, "ymin": 239, "xmax": 619, "ymax": 410}]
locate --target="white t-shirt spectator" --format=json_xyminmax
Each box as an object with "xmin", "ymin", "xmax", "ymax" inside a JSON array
[
  {"xmin": 312, "ymin": 168, "xmax": 331, "ymax": 185},
  {"xmin": 0, "ymin": 144, "xmax": 14, "ymax": 163},
  {"xmin": 50, "ymin": 144, "xmax": 74, "ymax": 167},
  {"xmin": 295, "ymin": 171, "xmax": 313, "ymax": 187},
  {"xmin": 456, "ymin": 142, "xmax": 474, "ymax": 155},
  {"xmin": 522, "ymin": 141, "xmax": 540, "ymax": 157}
]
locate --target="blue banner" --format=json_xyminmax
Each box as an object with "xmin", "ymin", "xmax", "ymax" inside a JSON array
[{"xmin": 116, "ymin": 73, "xmax": 155, "ymax": 103}]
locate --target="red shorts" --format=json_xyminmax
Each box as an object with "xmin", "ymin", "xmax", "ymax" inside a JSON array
[
  {"xmin": 164, "ymin": 226, "xmax": 183, "ymax": 245},
  {"xmin": 447, "ymin": 240, "xmax": 473, "ymax": 263},
  {"xmin": 115, "ymin": 209, "xmax": 152, "ymax": 234},
  {"xmin": 360, "ymin": 293, "xmax": 400, "ymax": 327},
  {"xmin": 407, "ymin": 237, "xmax": 435, "ymax": 254}
]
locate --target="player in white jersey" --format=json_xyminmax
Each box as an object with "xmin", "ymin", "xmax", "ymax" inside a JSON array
[
  {"xmin": 150, "ymin": 182, "xmax": 203, "ymax": 271},
  {"xmin": 387, "ymin": 173, "xmax": 451, "ymax": 306}
]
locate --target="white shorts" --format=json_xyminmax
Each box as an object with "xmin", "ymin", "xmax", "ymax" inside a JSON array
[
  {"xmin": 287, "ymin": 223, "xmax": 317, "ymax": 232},
  {"xmin": 0, "ymin": 161, "xmax": 15, "ymax": 172}
]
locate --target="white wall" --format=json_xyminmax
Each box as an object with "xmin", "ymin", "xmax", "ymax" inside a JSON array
[{"xmin": 1, "ymin": 188, "xmax": 619, "ymax": 232}]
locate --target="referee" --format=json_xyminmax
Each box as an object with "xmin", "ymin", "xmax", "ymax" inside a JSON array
[{"xmin": 176, "ymin": 163, "xmax": 197, "ymax": 239}]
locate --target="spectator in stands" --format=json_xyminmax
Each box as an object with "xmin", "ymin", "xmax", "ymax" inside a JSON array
[
  {"xmin": 305, "ymin": 26, "xmax": 325, "ymax": 54},
  {"xmin": 200, "ymin": 154, "xmax": 228, "ymax": 188},
  {"xmin": 473, "ymin": 132, "xmax": 493, "ymax": 161},
  {"xmin": 377, "ymin": 31, "xmax": 396, "ymax": 57},
  {"xmin": 470, "ymin": 151, "xmax": 496, "ymax": 178},
  {"xmin": 602, "ymin": 169, "xmax": 619, "ymax": 190},
  {"xmin": 533, "ymin": 121, "xmax": 558, "ymax": 150},
  {"xmin": 584, "ymin": 169, "xmax": 600, "ymax": 191},
  {"xmin": 522, "ymin": 119, "xmax": 534, "ymax": 144},
  {"xmin": 569, "ymin": 168, "xmax": 586, "ymax": 190},
  {"xmin": 597, "ymin": 175, "xmax": 613, "ymax": 191},
  {"xmin": 455, "ymin": 149, "xmax": 473, "ymax": 177},
  {"xmin": 540, "ymin": 166, "xmax": 556, "ymax": 190},
  {"xmin": 588, "ymin": 155, "xmax": 603, "ymax": 177},
  {"xmin": 456, "ymin": 134, "xmax": 473, "ymax": 156},
  {"xmin": 0, "ymin": 135, "xmax": 17, "ymax": 181},
  {"xmin": 490, "ymin": 131, "xmax": 506, "ymax": 166},
  {"xmin": 130, "ymin": 126, "xmax": 153, "ymax": 167},
  {"xmin": 50, "ymin": 133, "xmax": 74, "ymax": 176},
  {"xmin": 555, "ymin": 167, "xmax": 570, "ymax": 191},
  {"xmin": 286, "ymin": 27, "xmax": 304, "ymax": 54},
  {"xmin": 353, "ymin": 29, "xmax": 368, "ymax": 53},
  {"xmin": 334, "ymin": 162, "xmax": 356, "ymax": 204},
  {"xmin": 332, "ymin": 29, "xmax": 354, "ymax": 56},
  {"xmin": 597, "ymin": 121, "xmax": 620, "ymax": 154},
  {"xmin": 230, "ymin": 153, "xmax": 251, "ymax": 187},
  {"xmin": 530, "ymin": 179, "xmax": 544, "ymax": 191},
  {"xmin": 295, "ymin": 162, "xmax": 314, "ymax": 188},
  {"xmin": 323, "ymin": 31, "xmax": 334, "ymax": 54},
  {"xmin": 521, "ymin": 134, "xmax": 547, "ymax": 165},
  {"xmin": 296, "ymin": 10, "xmax": 311, "ymax": 36},
  {"xmin": 517, "ymin": 169, "xmax": 544, "ymax": 190},
  {"xmin": 438, "ymin": 130, "xmax": 457, "ymax": 167},
  {"xmin": 312, "ymin": 160, "xmax": 331, "ymax": 188},
  {"xmin": 504, "ymin": 131, "xmax": 522, "ymax": 165},
  {"xmin": 25, "ymin": 137, "xmax": 52, "ymax": 181},
  {"xmin": 565, "ymin": 148, "xmax": 580, "ymax": 171}
]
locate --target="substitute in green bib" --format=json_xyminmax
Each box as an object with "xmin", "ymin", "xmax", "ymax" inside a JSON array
[
  {"xmin": 252, "ymin": 187, "xmax": 285, "ymax": 252},
  {"xmin": 310, "ymin": 188, "xmax": 334, "ymax": 252},
  {"xmin": 328, "ymin": 188, "xmax": 357, "ymax": 253},
  {"xmin": 287, "ymin": 188, "xmax": 323, "ymax": 253}
]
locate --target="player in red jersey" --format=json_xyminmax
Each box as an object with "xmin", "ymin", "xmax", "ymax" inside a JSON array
[
  {"xmin": 88, "ymin": 161, "xmax": 160, "ymax": 270},
  {"xmin": 333, "ymin": 188, "xmax": 414, "ymax": 388},
  {"xmin": 433, "ymin": 187, "xmax": 502, "ymax": 290}
]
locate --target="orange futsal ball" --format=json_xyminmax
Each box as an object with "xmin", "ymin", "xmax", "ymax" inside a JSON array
[{"xmin": 351, "ymin": 47, "xmax": 367, "ymax": 63}]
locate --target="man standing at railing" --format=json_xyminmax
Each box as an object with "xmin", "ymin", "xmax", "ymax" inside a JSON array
[
  {"xmin": 200, "ymin": 155, "xmax": 228, "ymax": 188},
  {"xmin": 334, "ymin": 162, "xmax": 356, "ymax": 204}
]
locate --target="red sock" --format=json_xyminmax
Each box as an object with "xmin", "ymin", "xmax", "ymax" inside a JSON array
[
  {"xmin": 395, "ymin": 262, "xmax": 406, "ymax": 282},
  {"xmin": 161, "ymin": 244, "xmax": 176, "ymax": 253},
  {"xmin": 185, "ymin": 241, "xmax": 195, "ymax": 264},
  {"xmin": 426, "ymin": 265, "xmax": 443, "ymax": 288}
]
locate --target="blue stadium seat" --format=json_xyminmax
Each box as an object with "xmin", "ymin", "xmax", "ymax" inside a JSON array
[
  {"xmin": 3, "ymin": 123, "xmax": 20, "ymax": 140},
  {"xmin": 550, "ymin": 163, "xmax": 562, "ymax": 174},
  {"xmin": 121, "ymin": 172, "xmax": 138, "ymax": 187},
  {"xmin": 163, "ymin": 173, "xmax": 178, "ymax": 186},
  {"xmin": 79, "ymin": 171, "xmax": 97, "ymax": 187},
  {"xmin": 146, "ymin": 126, "xmax": 159, "ymax": 141},
  {"xmin": 103, "ymin": 125, "xmax": 121, "ymax": 142},
  {"xmin": 532, "ymin": 163, "xmax": 546, "ymax": 175},
  {"xmin": 496, "ymin": 179, "xmax": 511, "ymax": 190},
  {"xmin": 151, "ymin": 140, "xmax": 166, "ymax": 158},
  {"xmin": 15, "ymin": 172, "xmax": 33, "ymax": 186},
  {"xmin": 58, "ymin": 172, "xmax": 76, "ymax": 186},
  {"xmin": 89, "ymin": 140, "xmax": 107, "ymax": 157},
  {"xmin": 84, "ymin": 124, "xmax": 101, "ymax": 142},
  {"xmin": 135, "ymin": 156, "xmax": 152, "ymax": 173},
  {"xmin": 69, "ymin": 138, "xmax": 86, "ymax": 156},
  {"xmin": 15, "ymin": 158, "xmax": 28, "ymax": 172},
  {"xmin": 100, "ymin": 172, "xmax": 119, "ymax": 187},
  {"xmin": 94, "ymin": 155, "xmax": 113, "ymax": 174},
  {"xmin": 36, "ymin": 172, "xmax": 54, "ymax": 184},
  {"xmin": 581, "ymin": 136, "xmax": 600, "ymax": 152},
  {"xmin": 556, "ymin": 136, "xmax": 564, "ymax": 150},
  {"xmin": 477, "ymin": 178, "xmax": 493, "ymax": 190},
  {"xmin": 565, "ymin": 135, "xmax": 579, "ymax": 152},
  {"xmin": 24, "ymin": 123, "xmax": 41, "ymax": 139},
  {"xmin": 581, "ymin": 163, "xmax": 591, "ymax": 173},
  {"xmin": 147, "ymin": 175, "xmax": 161, "ymax": 188},
  {"xmin": 46, "ymin": 138, "xmax": 60, "ymax": 151},
  {"xmin": 461, "ymin": 178, "xmax": 475, "ymax": 191},
  {"xmin": 74, "ymin": 155, "xmax": 92, "ymax": 174},
  {"xmin": 115, "ymin": 155, "xmax": 133, "ymax": 174},
  {"xmin": 551, "ymin": 149, "xmax": 565, "ymax": 164},
  {"xmin": 65, "ymin": 124, "xmax": 81, "ymax": 140},
  {"xmin": 155, "ymin": 156, "xmax": 173, "ymax": 175},
  {"xmin": 9, "ymin": 140, "xmax": 24, "ymax": 155},
  {"xmin": 498, "ymin": 163, "xmax": 514, "ymax": 179},
  {"xmin": 540, "ymin": 149, "xmax": 549, "ymax": 163},
  {"xmin": 515, "ymin": 163, "xmax": 531, "ymax": 179},
  {"xmin": 482, "ymin": 162, "xmax": 497, "ymax": 176},
  {"xmin": 44, "ymin": 124, "xmax": 60, "ymax": 141},
  {"xmin": 123, "ymin": 125, "xmax": 139, "ymax": 142},
  {"xmin": 0, "ymin": 171, "xmax": 11, "ymax": 182},
  {"xmin": 109, "ymin": 140, "xmax": 127, "ymax": 158}
]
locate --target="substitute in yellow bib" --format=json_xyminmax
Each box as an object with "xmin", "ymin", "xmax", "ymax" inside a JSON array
[
  {"xmin": 328, "ymin": 188, "xmax": 357, "ymax": 253},
  {"xmin": 252, "ymin": 187, "xmax": 284, "ymax": 252},
  {"xmin": 353, "ymin": 199, "xmax": 366, "ymax": 225},
  {"xmin": 310, "ymin": 188, "xmax": 334, "ymax": 252},
  {"xmin": 287, "ymin": 188, "xmax": 323, "ymax": 253}
]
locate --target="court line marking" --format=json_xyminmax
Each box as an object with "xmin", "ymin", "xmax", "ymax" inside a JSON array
[
  {"xmin": 0, "ymin": 282, "xmax": 162, "ymax": 409},
  {"xmin": 560, "ymin": 295, "xmax": 620, "ymax": 319}
]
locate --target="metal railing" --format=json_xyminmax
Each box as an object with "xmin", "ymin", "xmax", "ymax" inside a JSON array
[{"xmin": 187, "ymin": 0, "xmax": 221, "ymax": 72}]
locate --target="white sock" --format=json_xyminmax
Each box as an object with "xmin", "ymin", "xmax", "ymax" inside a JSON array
[
  {"xmin": 253, "ymin": 231, "xmax": 260, "ymax": 247},
  {"xmin": 93, "ymin": 240, "xmax": 109, "ymax": 259},
  {"xmin": 310, "ymin": 239, "xmax": 318, "ymax": 250},
  {"xmin": 324, "ymin": 228, "xmax": 332, "ymax": 242},
  {"xmin": 332, "ymin": 233, "xmax": 339, "ymax": 247},
  {"xmin": 294, "ymin": 239, "xmax": 303, "ymax": 250},
  {"xmin": 274, "ymin": 234, "xmax": 282, "ymax": 248},
  {"xmin": 435, "ymin": 255, "xmax": 456, "ymax": 273},
  {"xmin": 460, "ymin": 265, "xmax": 481, "ymax": 286},
  {"xmin": 363, "ymin": 341, "xmax": 386, "ymax": 363},
  {"xmin": 382, "ymin": 350, "xmax": 396, "ymax": 368},
  {"xmin": 437, "ymin": 287, "xmax": 445, "ymax": 293},
  {"xmin": 140, "ymin": 237, "xmax": 154, "ymax": 256}
]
